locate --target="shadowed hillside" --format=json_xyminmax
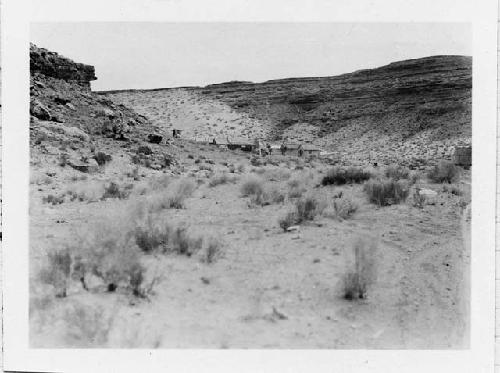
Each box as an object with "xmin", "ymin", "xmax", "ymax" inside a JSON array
[
  {"xmin": 102, "ymin": 55, "xmax": 471, "ymax": 168},
  {"xmin": 200, "ymin": 55, "xmax": 472, "ymax": 167}
]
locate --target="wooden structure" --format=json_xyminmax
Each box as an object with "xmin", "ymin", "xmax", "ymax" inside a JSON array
[{"xmin": 453, "ymin": 145, "xmax": 471, "ymax": 168}]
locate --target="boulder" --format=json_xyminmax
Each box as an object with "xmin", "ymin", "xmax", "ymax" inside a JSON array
[
  {"xmin": 68, "ymin": 157, "xmax": 99, "ymax": 173},
  {"xmin": 148, "ymin": 134, "xmax": 163, "ymax": 144},
  {"xmin": 30, "ymin": 100, "xmax": 51, "ymax": 121}
]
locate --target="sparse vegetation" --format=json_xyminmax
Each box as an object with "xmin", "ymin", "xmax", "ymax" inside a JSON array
[
  {"xmin": 241, "ymin": 177, "xmax": 264, "ymax": 197},
  {"xmin": 384, "ymin": 164, "xmax": 410, "ymax": 181},
  {"xmin": 412, "ymin": 187, "xmax": 426, "ymax": 209},
  {"xmin": 442, "ymin": 184, "xmax": 463, "ymax": 196},
  {"xmin": 201, "ymin": 237, "xmax": 224, "ymax": 264},
  {"xmin": 150, "ymin": 178, "xmax": 196, "ymax": 210},
  {"xmin": 363, "ymin": 178, "xmax": 410, "ymax": 206},
  {"xmin": 38, "ymin": 248, "xmax": 72, "ymax": 297},
  {"xmin": 42, "ymin": 194, "xmax": 65, "ymax": 205},
  {"xmin": 321, "ymin": 167, "xmax": 371, "ymax": 186},
  {"xmin": 208, "ymin": 173, "xmax": 237, "ymax": 187},
  {"xmin": 427, "ymin": 160, "xmax": 460, "ymax": 183},
  {"xmin": 333, "ymin": 196, "xmax": 358, "ymax": 220},
  {"xmin": 342, "ymin": 237, "xmax": 377, "ymax": 300},
  {"xmin": 101, "ymin": 181, "xmax": 132, "ymax": 200},
  {"xmin": 279, "ymin": 196, "xmax": 325, "ymax": 230}
]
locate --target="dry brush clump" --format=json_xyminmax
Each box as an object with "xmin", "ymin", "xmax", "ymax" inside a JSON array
[
  {"xmin": 384, "ymin": 164, "xmax": 410, "ymax": 181},
  {"xmin": 240, "ymin": 176, "xmax": 286, "ymax": 206},
  {"xmin": 363, "ymin": 178, "xmax": 410, "ymax": 206},
  {"xmin": 101, "ymin": 181, "xmax": 133, "ymax": 200},
  {"xmin": 208, "ymin": 173, "xmax": 238, "ymax": 187},
  {"xmin": 321, "ymin": 166, "xmax": 371, "ymax": 186},
  {"xmin": 411, "ymin": 187, "xmax": 427, "ymax": 209},
  {"xmin": 279, "ymin": 196, "xmax": 326, "ymax": 231},
  {"xmin": 149, "ymin": 178, "xmax": 196, "ymax": 210},
  {"xmin": 333, "ymin": 195, "xmax": 358, "ymax": 220},
  {"xmin": 427, "ymin": 160, "xmax": 460, "ymax": 183},
  {"xmin": 342, "ymin": 237, "xmax": 378, "ymax": 300}
]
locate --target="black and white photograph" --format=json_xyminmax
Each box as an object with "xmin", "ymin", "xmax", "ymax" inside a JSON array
[
  {"xmin": 2, "ymin": 0, "xmax": 497, "ymax": 372},
  {"xmin": 28, "ymin": 21, "xmax": 472, "ymax": 349}
]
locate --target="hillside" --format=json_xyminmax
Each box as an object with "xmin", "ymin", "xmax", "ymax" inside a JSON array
[
  {"xmin": 103, "ymin": 55, "xmax": 471, "ymax": 167},
  {"xmin": 30, "ymin": 44, "xmax": 175, "ymax": 172}
]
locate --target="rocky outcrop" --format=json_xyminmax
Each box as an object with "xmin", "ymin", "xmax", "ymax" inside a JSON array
[
  {"xmin": 30, "ymin": 43, "xmax": 97, "ymax": 88},
  {"xmin": 30, "ymin": 44, "xmax": 175, "ymax": 171}
]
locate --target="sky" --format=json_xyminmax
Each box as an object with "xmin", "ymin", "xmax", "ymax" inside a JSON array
[{"xmin": 30, "ymin": 23, "xmax": 471, "ymax": 91}]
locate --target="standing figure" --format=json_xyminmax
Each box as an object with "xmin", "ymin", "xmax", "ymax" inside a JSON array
[{"xmin": 267, "ymin": 143, "xmax": 272, "ymax": 155}]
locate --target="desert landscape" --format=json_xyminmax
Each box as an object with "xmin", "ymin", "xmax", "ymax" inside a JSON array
[{"xmin": 29, "ymin": 42, "xmax": 471, "ymax": 349}]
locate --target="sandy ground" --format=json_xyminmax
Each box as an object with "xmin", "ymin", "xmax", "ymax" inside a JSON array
[
  {"xmin": 29, "ymin": 139, "xmax": 471, "ymax": 349},
  {"xmin": 105, "ymin": 89, "xmax": 271, "ymax": 141}
]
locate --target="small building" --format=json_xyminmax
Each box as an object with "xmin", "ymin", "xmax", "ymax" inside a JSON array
[
  {"xmin": 453, "ymin": 145, "xmax": 471, "ymax": 168},
  {"xmin": 302, "ymin": 144, "xmax": 322, "ymax": 157},
  {"xmin": 172, "ymin": 129, "xmax": 183, "ymax": 138}
]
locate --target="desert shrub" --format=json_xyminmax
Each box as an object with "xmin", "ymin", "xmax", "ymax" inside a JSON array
[
  {"xmin": 263, "ymin": 168, "xmax": 291, "ymax": 182},
  {"xmin": 441, "ymin": 184, "xmax": 463, "ymax": 196},
  {"xmin": 208, "ymin": 173, "xmax": 237, "ymax": 187},
  {"xmin": 384, "ymin": 164, "xmax": 410, "ymax": 181},
  {"xmin": 147, "ymin": 174, "xmax": 171, "ymax": 191},
  {"xmin": 342, "ymin": 238, "xmax": 377, "ymax": 300},
  {"xmin": 38, "ymin": 248, "xmax": 73, "ymax": 297},
  {"xmin": 411, "ymin": 187, "xmax": 426, "ymax": 209},
  {"xmin": 295, "ymin": 196, "xmax": 325, "ymax": 222},
  {"xmin": 76, "ymin": 221, "xmax": 145, "ymax": 293},
  {"xmin": 321, "ymin": 167, "xmax": 371, "ymax": 186},
  {"xmin": 427, "ymin": 160, "xmax": 460, "ymax": 183},
  {"xmin": 134, "ymin": 216, "xmax": 171, "ymax": 253},
  {"xmin": 65, "ymin": 181, "xmax": 106, "ymax": 202},
  {"xmin": 201, "ymin": 237, "xmax": 223, "ymax": 264},
  {"xmin": 198, "ymin": 164, "xmax": 213, "ymax": 172},
  {"xmin": 241, "ymin": 177, "xmax": 264, "ymax": 197},
  {"xmin": 169, "ymin": 226, "xmax": 203, "ymax": 257},
  {"xmin": 102, "ymin": 182, "xmax": 131, "ymax": 200},
  {"xmin": 363, "ymin": 178, "xmax": 410, "ymax": 206},
  {"xmin": 266, "ymin": 186, "xmax": 286, "ymax": 204},
  {"xmin": 408, "ymin": 171, "xmax": 420, "ymax": 185},
  {"xmin": 288, "ymin": 186, "xmax": 306, "ymax": 199},
  {"xmin": 279, "ymin": 211, "xmax": 299, "ymax": 231},
  {"xmin": 237, "ymin": 164, "xmax": 246, "ymax": 173},
  {"xmin": 150, "ymin": 178, "xmax": 196, "ymax": 210},
  {"xmin": 333, "ymin": 196, "xmax": 358, "ymax": 220},
  {"xmin": 42, "ymin": 194, "xmax": 65, "ymax": 205}
]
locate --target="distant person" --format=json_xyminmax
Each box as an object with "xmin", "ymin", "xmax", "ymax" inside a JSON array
[
  {"xmin": 298, "ymin": 144, "xmax": 304, "ymax": 157},
  {"xmin": 212, "ymin": 137, "xmax": 217, "ymax": 145},
  {"xmin": 267, "ymin": 143, "xmax": 272, "ymax": 155}
]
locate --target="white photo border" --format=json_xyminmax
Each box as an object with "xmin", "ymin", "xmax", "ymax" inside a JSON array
[{"xmin": 3, "ymin": 0, "xmax": 497, "ymax": 372}]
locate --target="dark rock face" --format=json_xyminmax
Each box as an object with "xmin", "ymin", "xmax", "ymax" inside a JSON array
[{"xmin": 30, "ymin": 44, "xmax": 97, "ymax": 88}]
